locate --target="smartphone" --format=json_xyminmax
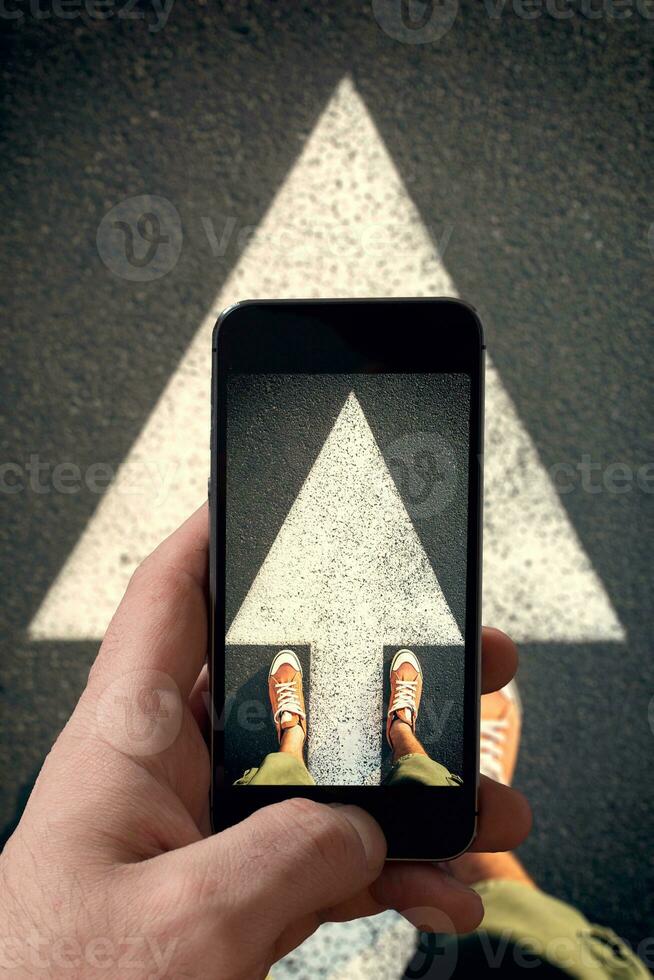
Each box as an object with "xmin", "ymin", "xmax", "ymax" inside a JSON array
[{"xmin": 209, "ymin": 298, "xmax": 483, "ymax": 860}]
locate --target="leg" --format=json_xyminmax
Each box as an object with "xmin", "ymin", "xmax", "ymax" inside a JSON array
[
  {"xmin": 448, "ymin": 680, "xmax": 532, "ymax": 885},
  {"xmin": 429, "ymin": 683, "xmax": 648, "ymax": 977},
  {"xmin": 234, "ymin": 750, "xmax": 315, "ymax": 786},
  {"xmin": 388, "ymin": 716, "xmax": 428, "ymax": 758},
  {"xmin": 449, "ymin": 849, "xmax": 535, "ymax": 889},
  {"xmin": 383, "ymin": 650, "xmax": 462, "ymax": 787},
  {"xmin": 234, "ymin": 649, "xmax": 315, "ymax": 786}
]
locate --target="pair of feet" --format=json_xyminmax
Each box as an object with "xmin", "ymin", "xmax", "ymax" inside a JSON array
[{"xmin": 268, "ymin": 648, "xmax": 521, "ymax": 784}]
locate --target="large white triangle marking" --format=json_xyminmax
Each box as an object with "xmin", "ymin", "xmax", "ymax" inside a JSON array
[
  {"xmin": 227, "ymin": 391, "xmax": 462, "ymax": 785},
  {"xmin": 29, "ymin": 76, "xmax": 624, "ymax": 644}
]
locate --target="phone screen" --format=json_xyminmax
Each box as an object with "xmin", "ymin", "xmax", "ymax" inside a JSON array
[
  {"xmin": 211, "ymin": 299, "xmax": 483, "ymax": 858},
  {"xmin": 224, "ymin": 372, "xmax": 470, "ymax": 789}
]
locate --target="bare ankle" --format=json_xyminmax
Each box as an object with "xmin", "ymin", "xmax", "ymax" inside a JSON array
[
  {"xmin": 390, "ymin": 718, "xmax": 428, "ymax": 761},
  {"xmin": 448, "ymin": 851, "xmax": 536, "ymax": 889},
  {"xmin": 279, "ymin": 725, "xmax": 305, "ymax": 759}
]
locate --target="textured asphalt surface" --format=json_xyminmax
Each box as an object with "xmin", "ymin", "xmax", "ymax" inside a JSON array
[{"xmin": 1, "ymin": 0, "xmax": 652, "ymax": 964}]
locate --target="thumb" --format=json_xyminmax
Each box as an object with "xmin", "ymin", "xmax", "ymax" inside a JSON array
[{"xmin": 152, "ymin": 799, "xmax": 386, "ymax": 941}]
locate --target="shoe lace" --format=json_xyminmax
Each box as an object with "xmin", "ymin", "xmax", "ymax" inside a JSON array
[
  {"xmin": 273, "ymin": 680, "xmax": 305, "ymax": 722},
  {"xmin": 389, "ymin": 678, "xmax": 418, "ymax": 718},
  {"xmin": 480, "ymin": 717, "xmax": 509, "ymax": 784}
]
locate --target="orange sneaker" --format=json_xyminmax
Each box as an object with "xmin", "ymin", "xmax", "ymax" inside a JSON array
[
  {"xmin": 386, "ymin": 649, "xmax": 423, "ymax": 748},
  {"xmin": 480, "ymin": 680, "xmax": 522, "ymax": 785},
  {"xmin": 268, "ymin": 649, "xmax": 307, "ymax": 744}
]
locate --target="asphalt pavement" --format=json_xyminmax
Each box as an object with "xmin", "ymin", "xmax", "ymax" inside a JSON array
[{"xmin": 0, "ymin": 1, "xmax": 652, "ymax": 971}]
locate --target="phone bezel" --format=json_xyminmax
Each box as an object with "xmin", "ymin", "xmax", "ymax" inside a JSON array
[{"xmin": 209, "ymin": 298, "xmax": 484, "ymax": 860}]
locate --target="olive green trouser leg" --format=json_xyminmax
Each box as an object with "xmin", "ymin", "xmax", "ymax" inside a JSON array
[
  {"xmin": 425, "ymin": 880, "xmax": 649, "ymax": 978},
  {"xmin": 234, "ymin": 752, "xmax": 315, "ymax": 786},
  {"xmin": 236, "ymin": 752, "xmax": 462, "ymax": 787},
  {"xmin": 384, "ymin": 752, "xmax": 463, "ymax": 786}
]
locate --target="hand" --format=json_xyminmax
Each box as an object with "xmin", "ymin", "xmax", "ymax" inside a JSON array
[{"xmin": 0, "ymin": 505, "xmax": 531, "ymax": 979}]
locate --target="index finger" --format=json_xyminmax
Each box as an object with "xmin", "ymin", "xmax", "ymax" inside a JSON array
[{"xmin": 88, "ymin": 503, "xmax": 209, "ymax": 699}]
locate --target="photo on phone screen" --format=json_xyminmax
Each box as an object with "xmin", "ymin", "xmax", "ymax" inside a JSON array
[{"xmin": 223, "ymin": 370, "xmax": 470, "ymax": 789}]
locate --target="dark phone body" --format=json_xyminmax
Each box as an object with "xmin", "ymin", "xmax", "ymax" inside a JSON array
[{"xmin": 209, "ymin": 298, "xmax": 484, "ymax": 860}]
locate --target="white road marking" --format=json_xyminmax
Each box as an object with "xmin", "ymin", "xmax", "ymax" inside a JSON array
[
  {"xmin": 272, "ymin": 912, "xmax": 418, "ymax": 980},
  {"xmin": 28, "ymin": 75, "xmax": 624, "ymax": 644},
  {"xmin": 324, "ymin": 918, "xmax": 419, "ymax": 980},
  {"xmin": 226, "ymin": 392, "xmax": 463, "ymax": 785}
]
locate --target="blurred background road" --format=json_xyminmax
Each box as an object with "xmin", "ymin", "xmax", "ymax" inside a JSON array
[{"xmin": 1, "ymin": 2, "xmax": 652, "ymax": 975}]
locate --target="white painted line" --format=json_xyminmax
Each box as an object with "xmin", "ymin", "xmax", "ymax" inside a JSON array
[
  {"xmin": 272, "ymin": 912, "xmax": 418, "ymax": 980},
  {"xmin": 28, "ymin": 75, "xmax": 624, "ymax": 645},
  {"xmin": 226, "ymin": 392, "xmax": 462, "ymax": 785},
  {"xmin": 325, "ymin": 916, "xmax": 418, "ymax": 980}
]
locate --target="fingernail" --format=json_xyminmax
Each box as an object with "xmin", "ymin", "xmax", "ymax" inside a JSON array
[{"xmin": 329, "ymin": 804, "xmax": 385, "ymax": 870}]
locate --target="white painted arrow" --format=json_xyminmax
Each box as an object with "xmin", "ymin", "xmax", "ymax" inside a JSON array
[
  {"xmin": 226, "ymin": 392, "xmax": 462, "ymax": 785},
  {"xmin": 28, "ymin": 75, "xmax": 624, "ymax": 645}
]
